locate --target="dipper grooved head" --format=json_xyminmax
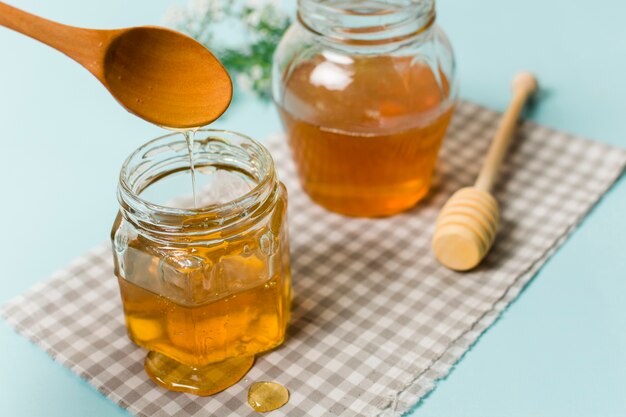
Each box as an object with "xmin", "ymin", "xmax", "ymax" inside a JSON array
[{"xmin": 432, "ymin": 187, "xmax": 500, "ymax": 271}]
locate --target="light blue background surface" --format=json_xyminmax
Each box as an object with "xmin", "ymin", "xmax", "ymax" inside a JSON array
[{"xmin": 1, "ymin": 1, "xmax": 625, "ymax": 416}]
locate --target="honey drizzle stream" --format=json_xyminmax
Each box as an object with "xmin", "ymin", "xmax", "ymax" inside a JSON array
[{"xmin": 183, "ymin": 129, "xmax": 198, "ymax": 208}]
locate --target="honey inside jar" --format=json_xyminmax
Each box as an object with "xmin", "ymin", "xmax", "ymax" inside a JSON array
[
  {"xmin": 277, "ymin": 55, "xmax": 454, "ymax": 217},
  {"xmin": 117, "ymin": 239, "xmax": 290, "ymax": 367},
  {"xmin": 112, "ymin": 131, "xmax": 291, "ymax": 395}
]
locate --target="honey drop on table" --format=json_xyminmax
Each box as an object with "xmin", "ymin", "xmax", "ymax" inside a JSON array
[{"xmin": 247, "ymin": 381, "xmax": 290, "ymax": 412}]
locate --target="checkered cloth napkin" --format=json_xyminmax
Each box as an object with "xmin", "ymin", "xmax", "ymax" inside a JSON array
[{"xmin": 2, "ymin": 101, "xmax": 625, "ymax": 417}]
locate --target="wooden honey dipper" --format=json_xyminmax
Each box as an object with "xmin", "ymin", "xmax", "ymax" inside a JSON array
[{"xmin": 432, "ymin": 72, "xmax": 538, "ymax": 271}]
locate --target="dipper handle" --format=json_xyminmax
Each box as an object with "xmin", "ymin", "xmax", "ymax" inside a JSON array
[
  {"xmin": 432, "ymin": 72, "xmax": 538, "ymax": 271},
  {"xmin": 474, "ymin": 72, "xmax": 538, "ymax": 192}
]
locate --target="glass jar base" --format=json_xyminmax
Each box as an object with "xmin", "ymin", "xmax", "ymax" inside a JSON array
[{"xmin": 144, "ymin": 351, "xmax": 255, "ymax": 396}]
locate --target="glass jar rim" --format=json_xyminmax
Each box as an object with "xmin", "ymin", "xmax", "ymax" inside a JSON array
[
  {"xmin": 297, "ymin": 0, "xmax": 435, "ymax": 47},
  {"xmin": 118, "ymin": 128, "xmax": 277, "ymax": 225},
  {"xmin": 298, "ymin": 0, "xmax": 428, "ymax": 15}
]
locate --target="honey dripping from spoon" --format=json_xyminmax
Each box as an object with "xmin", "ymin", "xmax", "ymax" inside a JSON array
[
  {"xmin": 183, "ymin": 129, "xmax": 198, "ymax": 208},
  {"xmin": 162, "ymin": 127, "xmax": 200, "ymax": 208}
]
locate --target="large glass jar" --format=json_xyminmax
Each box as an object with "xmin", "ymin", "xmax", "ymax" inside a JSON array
[
  {"xmin": 111, "ymin": 130, "xmax": 291, "ymax": 396},
  {"xmin": 273, "ymin": 0, "xmax": 457, "ymax": 217}
]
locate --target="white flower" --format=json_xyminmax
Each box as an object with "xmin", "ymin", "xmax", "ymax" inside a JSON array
[
  {"xmin": 247, "ymin": 0, "xmax": 281, "ymax": 8},
  {"xmin": 209, "ymin": 0, "xmax": 225, "ymax": 19},
  {"xmin": 250, "ymin": 65, "xmax": 263, "ymax": 81},
  {"xmin": 245, "ymin": 0, "xmax": 278, "ymax": 26},
  {"xmin": 236, "ymin": 73, "xmax": 253, "ymax": 93},
  {"xmin": 189, "ymin": 0, "xmax": 211, "ymax": 15},
  {"xmin": 163, "ymin": 4, "xmax": 188, "ymax": 26},
  {"xmin": 246, "ymin": 10, "xmax": 261, "ymax": 26}
]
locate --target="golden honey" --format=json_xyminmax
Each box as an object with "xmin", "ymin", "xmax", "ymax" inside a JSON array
[
  {"xmin": 247, "ymin": 381, "xmax": 290, "ymax": 412},
  {"xmin": 277, "ymin": 56, "xmax": 454, "ymax": 217},
  {"xmin": 112, "ymin": 130, "xmax": 291, "ymax": 395},
  {"xmin": 273, "ymin": 0, "xmax": 457, "ymax": 217}
]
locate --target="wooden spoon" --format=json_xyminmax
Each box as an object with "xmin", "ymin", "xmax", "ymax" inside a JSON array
[
  {"xmin": 432, "ymin": 72, "xmax": 538, "ymax": 271},
  {"xmin": 0, "ymin": 2, "xmax": 232, "ymax": 128}
]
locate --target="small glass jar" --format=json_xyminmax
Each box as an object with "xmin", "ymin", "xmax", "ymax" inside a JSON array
[
  {"xmin": 111, "ymin": 130, "xmax": 291, "ymax": 396},
  {"xmin": 273, "ymin": 0, "xmax": 457, "ymax": 217}
]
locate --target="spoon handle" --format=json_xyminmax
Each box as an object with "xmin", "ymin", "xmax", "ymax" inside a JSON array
[
  {"xmin": 474, "ymin": 72, "xmax": 538, "ymax": 192},
  {"xmin": 0, "ymin": 2, "xmax": 110, "ymax": 78}
]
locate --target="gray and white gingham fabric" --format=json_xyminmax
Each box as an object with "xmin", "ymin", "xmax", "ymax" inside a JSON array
[{"xmin": 2, "ymin": 101, "xmax": 625, "ymax": 417}]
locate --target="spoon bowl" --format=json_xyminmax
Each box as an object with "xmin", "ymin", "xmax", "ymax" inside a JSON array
[{"xmin": 104, "ymin": 27, "xmax": 232, "ymax": 128}]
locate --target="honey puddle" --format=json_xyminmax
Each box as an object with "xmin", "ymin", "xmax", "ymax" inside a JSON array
[
  {"xmin": 248, "ymin": 381, "xmax": 290, "ymax": 412},
  {"xmin": 144, "ymin": 352, "xmax": 255, "ymax": 396}
]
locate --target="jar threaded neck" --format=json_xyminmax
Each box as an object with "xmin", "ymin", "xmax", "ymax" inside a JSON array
[{"xmin": 297, "ymin": 0, "xmax": 435, "ymax": 46}]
